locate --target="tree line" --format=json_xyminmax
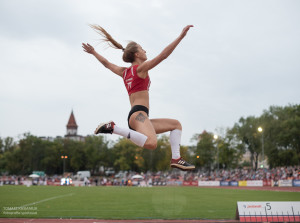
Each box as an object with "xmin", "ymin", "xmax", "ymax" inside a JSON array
[{"xmin": 0, "ymin": 104, "xmax": 299, "ymax": 175}]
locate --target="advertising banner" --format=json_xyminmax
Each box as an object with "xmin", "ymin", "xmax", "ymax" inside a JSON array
[
  {"xmin": 238, "ymin": 181, "xmax": 247, "ymax": 186},
  {"xmin": 220, "ymin": 181, "xmax": 230, "ymax": 186},
  {"xmin": 183, "ymin": 181, "xmax": 198, "ymax": 186},
  {"xmin": 166, "ymin": 180, "xmax": 182, "ymax": 186},
  {"xmin": 230, "ymin": 181, "xmax": 238, "ymax": 186},
  {"xmin": 191, "ymin": 181, "xmax": 198, "ymax": 186},
  {"xmin": 198, "ymin": 181, "xmax": 220, "ymax": 186},
  {"xmin": 263, "ymin": 180, "xmax": 272, "ymax": 186},
  {"xmin": 293, "ymin": 180, "xmax": 300, "ymax": 187},
  {"xmin": 246, "ymin": 180, "xmax": 263, "ymax": 187},
  {"xmin": 278, "ymin": 179, "xmax": 293, "ymax": 187}
]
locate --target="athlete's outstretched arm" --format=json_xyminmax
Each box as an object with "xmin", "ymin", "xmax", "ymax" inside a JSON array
[
  {"xmin": 137, "ymin": 25, "xmax": 193, "ymax": 75},
  {"xmin": 82, "ymin": 43, "xmax": 125, "ymax": 77}
]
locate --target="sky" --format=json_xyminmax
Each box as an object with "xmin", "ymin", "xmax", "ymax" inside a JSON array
[{"xmin": 0, "ymin": 0, "xmax": 299, "ymax": 146}]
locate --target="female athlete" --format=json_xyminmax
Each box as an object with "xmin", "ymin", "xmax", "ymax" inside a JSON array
[{"xmin": 82, "ymin": 25, "xmax": 195, "ymax": 170}]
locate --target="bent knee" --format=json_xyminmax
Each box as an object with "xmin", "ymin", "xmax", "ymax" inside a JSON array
[
  {"xmin": 174, "ymin": 120, "xmax": 182, "ymax": 130},
  {"xmin": 144, "ymin": 138, "xmax": 157, "ymax": 150}
]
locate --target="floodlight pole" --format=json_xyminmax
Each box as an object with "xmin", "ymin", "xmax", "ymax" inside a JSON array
[
  {"xmin": 63, "ymin": 158, "xmax": 65, "ymax": 174},
  {"xmin": 61, "ymin": 155, "xmax": 68, "ymax": 175},
  {"xmin": 258, "ymin": 127, "xmax": 264, "ymax": 168},
  {"xmin": 262, "ymin": 131, "xmax": 264, "ymax": 168},
  {"xmin": 214, "ymin": 135, "xmax": 219, "ymax": 172}
]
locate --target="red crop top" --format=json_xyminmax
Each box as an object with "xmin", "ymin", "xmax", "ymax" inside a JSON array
[{"xmin": 122, "ymin": 65, "xmax": 151, "ymax": 95}]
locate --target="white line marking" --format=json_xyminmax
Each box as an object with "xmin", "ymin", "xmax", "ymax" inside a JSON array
[{"xmin": 19, "ymin": 193, "xmax": 74, "ymax": 207}]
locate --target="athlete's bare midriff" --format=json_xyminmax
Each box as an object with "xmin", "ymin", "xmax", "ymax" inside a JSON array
[{"xmin": 129, "ymin": 90, "xmax": 149, "ymax": 109}]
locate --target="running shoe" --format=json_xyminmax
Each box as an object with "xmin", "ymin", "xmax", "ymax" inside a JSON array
[
  {"xmin": 94, "ymin": 121, "xmax": 115, "ymax": 134},
  {"xmin": 170, "ymin": 157, "xmax": 195, "ymax": 171}
]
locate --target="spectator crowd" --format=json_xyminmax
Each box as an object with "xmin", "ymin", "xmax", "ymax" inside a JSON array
[{"xmin": 1, "ymin": 166, "xmax": 299, "ymax": 186}]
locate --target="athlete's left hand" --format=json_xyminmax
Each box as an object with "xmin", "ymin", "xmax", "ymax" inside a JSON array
[{"xmin": 180, "ymin": 25, "xmax": 194, "ymax": 38}]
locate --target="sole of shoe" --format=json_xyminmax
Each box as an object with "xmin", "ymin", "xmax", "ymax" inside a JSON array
[
  {"xmin": 94, "ymin": 120, "xmax": 113, "ymax": 134},
  {"xmin": 170, "ymin": 164, "xmax": 195, "ymax": 171}
]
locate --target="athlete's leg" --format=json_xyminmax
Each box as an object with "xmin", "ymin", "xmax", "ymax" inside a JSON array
[
  {"xmin": 94, "ymin": 121, "xmax": 148, "ymax": 147},
  {"xmin": 150, "ymin": 118, "xmax": 195, "ymax": 170},
  {"xmin": 151, "ymin": 118, "xmax": 182, "ymax": 159},
  {"xmin": 129, "ymin": 111, "xmax": 157, "ymax": 150},
  {"xmin": 150, "ymin": 118, "xmax": 182, "ymax": 134}
]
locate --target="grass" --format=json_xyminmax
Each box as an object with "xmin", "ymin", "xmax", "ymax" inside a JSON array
[{"xmin": 0, "ymin": 186, "xmax": 299, "ymax": 219}]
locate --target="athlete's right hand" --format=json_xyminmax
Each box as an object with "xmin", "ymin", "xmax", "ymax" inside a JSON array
[{"xmin": 82, "ymin": 43, "xmax": 95, "ymax": 54}]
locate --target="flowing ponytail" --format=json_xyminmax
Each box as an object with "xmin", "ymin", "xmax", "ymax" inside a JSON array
[
  {"xmin": 89, "ymin": 24, "xmax": 125, "ymax": 51},
  {"xmin": 89, "ymin": 24, "xmax": 138, "ymax": 63}
]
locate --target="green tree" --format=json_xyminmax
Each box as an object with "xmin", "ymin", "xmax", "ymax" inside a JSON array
[
  {"xmin": 223, "ymin": 130, "xmax": 245, "ymax": 169},
  {"xmin": 2, "ymin": 148, "xmax": 22, "ymax": 174},
  {"xmin": 193, "ymin": 131, "xmax": 215, "ymax": 170},
  {"xmin": 113, "ymin": 139, "xmax": 141, "ymax": 172},
  {"xmin": 18, "ymin": 133, "xmax": 45, "ymax": 174},
  {"xmin": 260, "ymin": 105, "xmax": 300, "ymax": 167},
  {"xmin": 230, "ymin": 116, "xmax": 262, "ymax": 169},
  {"xmin": 217, "ymin": 139, "xmax": 239, "ymax": 169},
  {"xmin": 228, "ymin": 104, "xmax": 300, "ymax": 169},
  {"xmin": 69, "ymin": 143, "xmax": 86, "ymax": 173},
  {"xmin": 3, "ymin": 137, "xmax": 15, "ymax": 152},
  {"xmin": 41, "ymin": 139, "xmax": 63, "ymax": 175},
  {"xmin": 84, "ymin": 135, "xmax": 110, "ymax": 174},
  {"xmin": 0, "ymin": 137, "xmax": 3, "ymax": 153}
]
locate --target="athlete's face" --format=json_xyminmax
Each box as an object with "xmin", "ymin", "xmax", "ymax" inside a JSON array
[{"xmin": 135, "ymin": 45, "xmax": 147, "ymax": 61}]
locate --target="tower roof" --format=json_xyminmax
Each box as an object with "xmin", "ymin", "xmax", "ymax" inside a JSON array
[{"xmin": 66, "ymin": 110, "xmax": 78, "ymax": 128}]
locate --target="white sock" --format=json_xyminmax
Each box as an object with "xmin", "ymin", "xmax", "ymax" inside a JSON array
[
  {"xmin": 113, "ymin": 125, "xmax": 147, "ymax": 147},
  {"xmin": 170, "ymin": 129, "xmax": 181, "ymax": 159}
]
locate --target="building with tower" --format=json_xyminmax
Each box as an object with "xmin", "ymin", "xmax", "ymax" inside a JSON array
[
  {"xmin": 65, "ymin": 110, "xmax": 85, "ymax": 142},
  {"xmin": 39, "ymin": 110, "xmax": 85, "ymax": 142}
]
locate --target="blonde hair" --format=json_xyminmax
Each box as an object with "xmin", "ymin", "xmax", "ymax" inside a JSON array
[{"xmin": 90, "ymin": 24, "xmax": 138, "ymax": 63}]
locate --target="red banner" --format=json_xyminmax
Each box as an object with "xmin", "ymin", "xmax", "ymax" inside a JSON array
[
  {"xmin": 183, "ymin": 181, "xmax": 198, "ymax": 186},
  {"xmin": 263, "ymin": 180, "xmax": 272, "ymax": 186}
]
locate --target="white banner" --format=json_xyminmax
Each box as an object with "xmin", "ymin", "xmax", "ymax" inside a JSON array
[
  {"xmin": 198, "ymin": 181, "xmax": 220, "ymax": 186},
  {"xmin": 279, "ymin": 179, "xmax": 293, "ymax": 187},
  {"xmin": 246, "ymin": 180, "xmax": 263, "ymax": 187}
]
